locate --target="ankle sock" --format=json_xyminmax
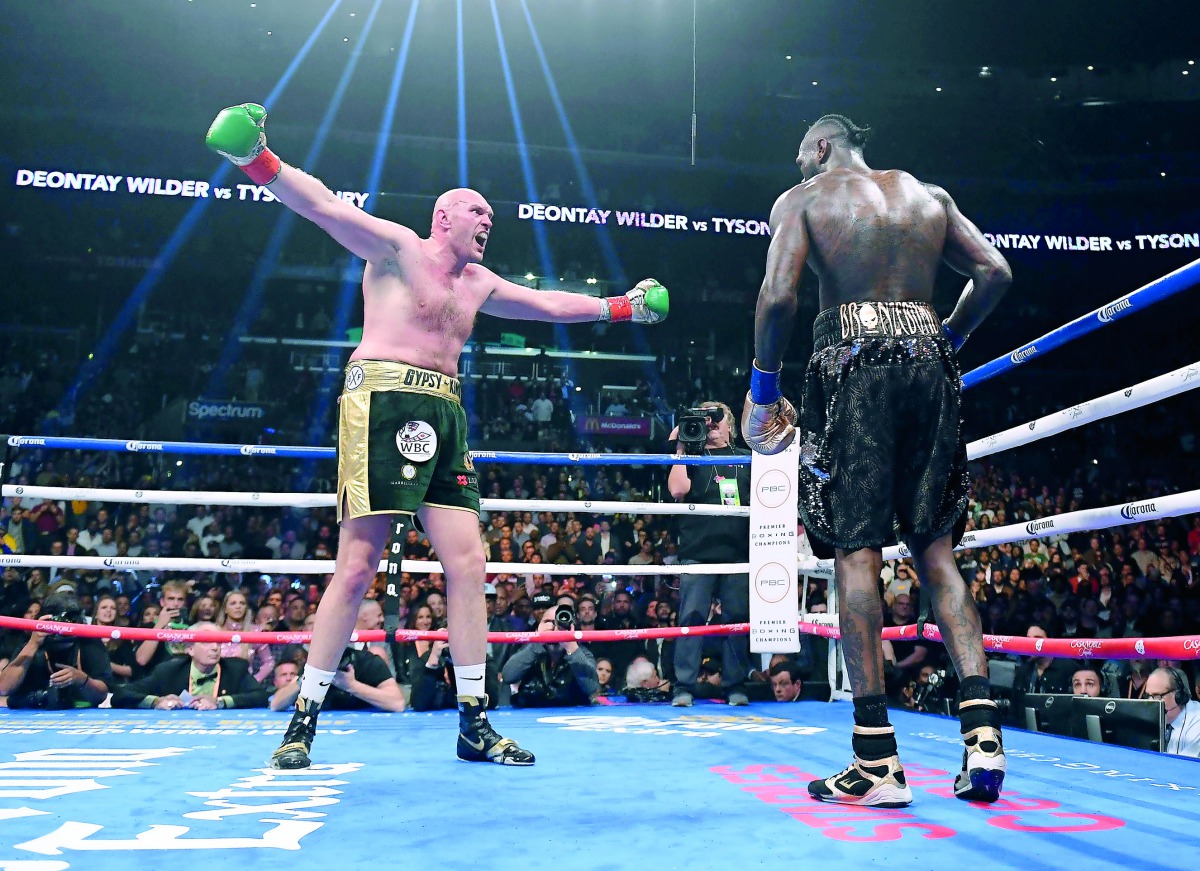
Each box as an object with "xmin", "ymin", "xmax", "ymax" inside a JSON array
[
  {"xmin": 852, "ymin": 695, "xmax": 896, "ymax": 760},
  {"xmin": 453, "ymin": 664, "xmax": 486, "ymax": 699},
  {"xmin": 298, "ymin": 665, "xmax": 336, "ymax": 706}
]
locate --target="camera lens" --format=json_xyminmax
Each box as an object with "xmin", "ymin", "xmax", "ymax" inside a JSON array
[{"xmin": 554, "ymin": 606, "xmax": 576, "ymax": 631}]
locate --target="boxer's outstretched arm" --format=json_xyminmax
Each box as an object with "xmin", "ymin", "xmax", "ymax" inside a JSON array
[
  {"xmin": 926, "ymin": 184, "xmax": 1012, "ymax": 341},
  {"xmin": 480, "ymin": 274, "xmax": 669, "ymax": 325},
  {"xmin": 269, "ymin": 163, "xmax": 417, "ymax": 265},
  {"xmin": 753, "ymin": 190, "xmax": 810, "ymax": 370},
  {"xmin": 479, "ymin": 273, "xmax": 604, "ymax": 322}
]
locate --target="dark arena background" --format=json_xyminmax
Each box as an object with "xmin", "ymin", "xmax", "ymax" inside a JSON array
[{"xmin": 2, "ymin": 2, "xmax": 1200, "ymax": 869}]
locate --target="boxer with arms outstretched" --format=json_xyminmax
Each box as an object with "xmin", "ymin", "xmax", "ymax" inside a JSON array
[
  {"xmin": 207, "ymin": 103, "xmax": 669, "ymax": 769},
  {"xmin": 742, "ymin": 114, "xmax": 1011, "ymax": 806}
]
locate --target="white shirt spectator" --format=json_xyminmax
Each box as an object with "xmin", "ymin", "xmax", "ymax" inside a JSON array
[
  {"xmin": 93, "ymin": 539, "xmax": 117, "ymax": 558},
  {"xmin": 186, "ymin": 512, "xmax": 215, "ymax": 540},
  {"xmin": 531, "ymin": 397, "xmax": 554, "ymax": 422},
  {"xmin": 1167, "ymin": 700, "xmax": 1200, "ymax": 758},
  {"xmin": 77, "ymin": 528, "xmax": 103, "ymax": 552}
]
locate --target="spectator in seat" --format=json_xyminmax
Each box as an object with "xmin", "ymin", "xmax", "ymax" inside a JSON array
[
  {"xmin": 113, "ymin": 622, "xmax": 267, "ymax": 710},
  {"xmin": 770, "ymin": 660, "xmax": 805, "ymax": 702}
]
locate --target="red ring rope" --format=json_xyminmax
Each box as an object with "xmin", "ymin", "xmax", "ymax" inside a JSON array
[{"xmin": 1, "ymin": 616, "xmax": 1197, "ymax": 660}]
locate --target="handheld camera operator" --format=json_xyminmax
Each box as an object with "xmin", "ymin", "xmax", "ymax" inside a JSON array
[
  {"xmin": 503, "ymin": 604, "xmax": 599, "ymax": 707},
  {"xmin": 206, "ymin": 103, "xmax": 667, "ymax": 769},
  {"xmin": 743, "ymin": 114, "xmax": 1012, "ymax": 807},
  {"xmin": 667, "ymin": 401, "xmax": 753, "ymax": 707},
  {"xmin": 409, "ymin": 637, "xmax": 501, "ymax": 712},
  {"xmin": 0, "ymin": 590, "xmax": 111, "ymax": 709}
]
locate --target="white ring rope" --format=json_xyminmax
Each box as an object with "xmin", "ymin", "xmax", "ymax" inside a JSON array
[
  {"xmin": 966, "ymin": 358, "xmax": 1200, "ymax": 461},
  {"xmin": 6, "ymin": 488, "xmax": 1198, "ymax": 580},
  {"xmin": 7, "ymin": 361, "xmax": 1194, "ymax": 514},
  {"xmin": 0, "ymin": 487, "xmax": 747, "ymax": 517}
]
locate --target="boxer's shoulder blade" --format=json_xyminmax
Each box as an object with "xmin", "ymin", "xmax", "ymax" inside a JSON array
[{"xmin": 804, "ymin": 169, "xmax": 946, "ymax": 309}]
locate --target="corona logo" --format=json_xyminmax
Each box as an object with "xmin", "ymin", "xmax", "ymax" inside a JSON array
[
  {"xmin": 1010, "ymin": 345, "xmax": 1038, "ymax": 364},
  {"xmin": 1119, "ymin": 502, "xmax": 1157, "ymax": 520},
  {"xmin": 7, "ymin": 436, "xmax": 46, "ymax": 446},
  {"xmin": 125, "ymin": 441, "xmax": 164, "ymax": 451}
]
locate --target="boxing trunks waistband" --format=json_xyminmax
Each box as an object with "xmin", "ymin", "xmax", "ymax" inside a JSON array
[
  {"xmin": 342, "ymin": 360, "xmax": 462, "ymax": 402},
  {"xmin": 813, "ymin": 300, "xmax": 942, "ymax": 352}
]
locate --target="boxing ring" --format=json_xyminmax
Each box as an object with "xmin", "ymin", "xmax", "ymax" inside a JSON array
[{"xmin": 2, "ymin": 259, "xmax": 1200, "ymax": 867}]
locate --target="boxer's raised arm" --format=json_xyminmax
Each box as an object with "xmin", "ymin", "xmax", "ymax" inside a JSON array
[
  {"xmin": 268, "ymin": 164, "xmax": 417, "ymax": 265},
  {"xmin": 206, "ymin": 103, "xmax": 416, "ymax": 265}
]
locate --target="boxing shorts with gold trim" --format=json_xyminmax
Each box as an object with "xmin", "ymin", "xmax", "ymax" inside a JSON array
[{"xmin": 336, "ymin": 360, "xmax": 479, "ymax": 522}]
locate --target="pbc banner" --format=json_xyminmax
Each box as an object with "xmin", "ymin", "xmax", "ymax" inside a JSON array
[
  {"xmin": 747, "ymin": 442, "xmax": 802, "ymax": 653},
  {"xmin": 575, "ymin": 416, "xmax": 650, "ymax": 437}
]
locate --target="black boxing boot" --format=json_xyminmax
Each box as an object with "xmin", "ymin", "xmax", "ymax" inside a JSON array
[
  {"xmin": 270, "ymin": 696, "xmax": 321, "ymax": 770},
  {"xmin": 457, "ymin": 695, "xmax": 535, "ymax": 765},
  {"xmin": 808, "ymin": 724, "xmax": 913, "ymax": 808}
]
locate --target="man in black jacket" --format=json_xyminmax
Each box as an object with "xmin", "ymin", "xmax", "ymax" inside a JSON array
[
  {"xmin": 1011, "ymin": 624, "xmax": 1076, "ymax": 722},
  {"xmin": 504, "ymin": 606, "xmax": 599, "ymax": 707},
  {"xmin": 270, "ymin": 643, "xmax": 407, "ymax": 712},
  {"xmin": 112, "ymin": 622, "xmax": 268, "ymax": 710},
  {"xmin": 0, "ymin": 591, "xmax": 111, "ymax": 709},
  {"xmin": 666, "ymin": 400, "xmax": 752, "ymax": 707},
  {"xmin": 410, "ymin": 639, "xmax": 501, "ymax": 712}
]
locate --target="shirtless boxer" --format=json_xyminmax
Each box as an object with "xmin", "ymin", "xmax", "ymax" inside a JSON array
[
  {"xmin": 206, "ymin": 103, "xmax": 668, "ymax": 768},
  {"xmin": 742, "ymin": 114, "xmax": 1011, "ymax": 805}
]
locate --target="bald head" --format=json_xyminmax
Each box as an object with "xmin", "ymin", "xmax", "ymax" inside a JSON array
[
  {"xmin": 356, "ymin": 598, "xmax": 384, "ymax": 630},
  {"xmin": 431, "ymin": 188, "xmax": 493, "ymax": 265},
  {"xmin": 432, "ymin": 188, "xmax": 490, "ymax": 230}
]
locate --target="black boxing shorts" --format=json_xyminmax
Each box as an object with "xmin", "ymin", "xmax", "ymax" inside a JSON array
[{"xmin": 796, "ymin": 300, "xmax": 969, "ymax": 558}]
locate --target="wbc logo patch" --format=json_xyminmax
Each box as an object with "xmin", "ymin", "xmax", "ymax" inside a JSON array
[{"xmin": 396, "ymin": 420, "xmax": 437, "ymax": 461}]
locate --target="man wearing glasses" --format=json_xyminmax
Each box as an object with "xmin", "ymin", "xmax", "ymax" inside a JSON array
[{"xmin": 1146, "ymin": 667, "xmax": 1200, "ymax": 757}]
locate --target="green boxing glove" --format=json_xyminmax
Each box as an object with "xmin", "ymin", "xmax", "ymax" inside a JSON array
[
  {"xmin": 205, "ymin": 103, "xmax": 281, "ymax": 186},
  {"xmin": 600, "ymin": 278, "xmax": 670, "ymax": 324}
]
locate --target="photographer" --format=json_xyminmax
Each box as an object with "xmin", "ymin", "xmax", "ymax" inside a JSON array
[
  {"xmin": 270, "ymin": 642, "xmax": 407, "ymax": 712},
  {"xmin": 410, "ymin": 639, "xmax": 501, "ymax": 712},
  {"xmin": 503, "ymin": 604, "xmax": 599, "ymax": 707},
  {"xmin": 0, "ymin": 590, "xmax": 111, "ymax": 709},
  {"xmin": 667, "ymin": 401, "xmax": 752, "ymax": 707}
]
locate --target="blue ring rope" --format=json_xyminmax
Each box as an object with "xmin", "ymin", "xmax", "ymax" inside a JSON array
[
  {"xmin": 7, "ymin": 257, "xmax": 1197, "ymax": 464},
  {"xmin": 1, "ymin": 435, "xmax": 746, "ymax": 466},
  {"xmin": 961, "ymin": 255, "xmax": 1200, "ymax": 389}
]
